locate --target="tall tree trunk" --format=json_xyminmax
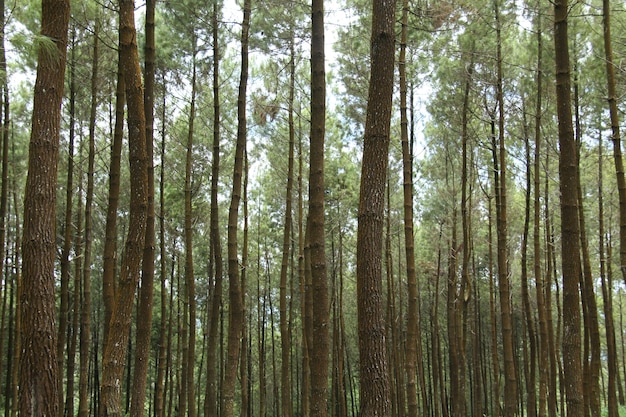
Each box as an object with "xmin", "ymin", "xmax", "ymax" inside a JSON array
[
  {"xmin": 534, "ymin": 10, "xmax": 550, "ymax": 417},
  {"xmin": 102, "ymin": 39, "xmax": 126, "ymax": 351},
  {"xmin": 57, "ymin": 24, "xmax": 76, "ymax": 417},
  {"xmin": 99, "ymin": 0, "xmax": 149, "ymax": 414},
  {"xmin": 79, "ymin": 22, "xmax": 99, "ymax": 417},
  {"xmin": 521, "ymin": 112, "xmax": 537, "ymax": 417},
  {"xmin": 221, "ymin": 1, "xmax": 250, "ymax": 415},
  {"xmin": 10, "ymin": 182, "xmax": 21, "ymax": 417},
  {"xmin": 356, "ymin": 0, "xmax": 396, "ymax": 414},
  {"xmin": 494, "ymin": 3, "xmax": 517, "ymax": 416},
  {"xmin": 400, "ymin": 0, "xmax": 423, "ymax": 413},
  {"xmin": 279, "ymin": 25, "xmax": 296, "ymax": 417},
  {"xmin": 155, "ymin": 85, "xmax": 168, "ymax": 417},
  {"xmin": 553, "ymin": 0, "xmax": 584, "ymax": 414},
  {"xmin": 600, "ymin": 0, "xmax": 626, "ymax": 286},
  {"xmin": 573, "ymin": 80, "xmax": 601, "ymax": 417},
  {"xmin": 182, "ymin": 44, "xmax": 198, "ymax": 417},
  {"xmin": 206, "ymin": 2, "xmax": 223, "ymax": 415},
  {"xmin": 19, "ymin": 0, "xmax": 70, "ymax": 414},
  {"xmin": 130, "ymin": 0, "xmax": 156, "ymax": 413},
  {"xmin": 309, "ymin": 0, "xmax": 330, "ymax": 415},
  {"xmin": 598, "ymin": 126, "xmax": 619, "ymax": 417}
]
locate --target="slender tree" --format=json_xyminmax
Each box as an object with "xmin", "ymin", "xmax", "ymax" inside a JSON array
[
  {"xmin": 356, "ymin": 0, "xmax": 396, "ymax": 415},
  {"xmin": 205, "ymin": 2, "xmax": 223, "ymax": 416},
  {"xmin": 221, "ymin": 1, "xmax": 250, "ymax": 415},
  {"xmin": 130, "ymin": 0, "xmax": 156, "ymax": 412},
  {"xmin": 19, "ymin": 0, "xmax": 70, "ymax": 414},
  {"xmin": 554, "ymin": 0, "xmax": 584, "ymax": 415},
  {"xmin": 279, "ymin": 22, "xmax": 296, "ymax": 417},
  {"xmin": 99, "ymin": 0, "xmax": 149, "ymax": 414},
  {"xmin": 309, "ymin": 0, "xmax": 330, "ymax": 415},
  {"xmin": 400, "ymin": 0, "xmax": 422, "ymax": 413}
]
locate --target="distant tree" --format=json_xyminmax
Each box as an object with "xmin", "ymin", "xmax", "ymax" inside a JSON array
[
  {"xmin": 18, "ymin": 0, "xmax": 70, "ymax": 415},
  {"xmin": 356, "ymin": 0, "xmax": 396, "ymax": 415}
]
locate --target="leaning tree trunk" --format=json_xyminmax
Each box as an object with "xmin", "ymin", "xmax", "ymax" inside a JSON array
[
  {"xmin": 554, "ymin": 0, "xmax": 584, "ymax": 415},
  {"xmin": 99, "ymin": 0, "xmax": 149, "ymax": 414},
  {"xmin": 19, "ymin": 0, "xmax": 70, "ymax": 414},
  {"xmin": 356, "ymin": 0, "xmax": 396, "ymax": 415}
]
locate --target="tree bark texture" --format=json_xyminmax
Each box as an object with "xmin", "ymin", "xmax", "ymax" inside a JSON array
[
  {"xmin": 554, "ymin": 0, "xmax": 584, "ymax": 415},
  {"xmin": 356, "ymin": 0, "xmax": 396, "ymax": 415},
  {"xmin": 221, "ymin": 1, "xmax": 250, "ymax": 415},
  {"xmin": 19, "ymin": 0, "xmax": 70, "ymax": 415},
  {"xmin": 99, "ymin": 0, "xmax": 148, "ymax": 414},
  {"xmin": 309, "ymin": 0, "xmax": 330, "ymax": 416}
]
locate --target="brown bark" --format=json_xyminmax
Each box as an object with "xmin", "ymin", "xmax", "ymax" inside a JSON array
[
  {"xmin": 205, "ymin": 2, "xmax": 223, "ymax": 415},
  {"xmin": 487, "ymin": 161, "xmax": 501, "ymax": 417},
  {"xmin": 102, "ymin": 41, "xmax": 125, "ymax": 350},
  {"xmin": 400, "ymin": 0, "xmax": 421, "ymax": 413},
  {"xmin": 521, "ymin": 113, "xmax": 537, "ymax": 417},
  {"xmin": 155, "ymin": 85, "xmax": 168, "ymax": 417},
  {"xmin": 534, "ymin": 10, "xmax": 549, "ymax": 417},
  {"xmin": 182, "ymin": 45, "xmax": 198, "ymax": 417},
  {"xmin": 603, "ymin": 2, "xmax": 625, "ymax": 412},
  {"xmin": 279, "ymin": 25, "xmax": 296, "ymax": 417},
  {"xmin": 130, "ymin": 0, "xmax": 156, "ymax": 412},
  {"xmin": 19, "ymin": 0, "xmax": 70, "ymax": 414},
  {"xmin": 356, "ymin": 0, "xmax": 396, "ymax": 414},
  {"xmin": 99, "ymin": 0, "xmax": 149, "ymax": 414},
  {"xmin": 308, "ymin": 0, "xmax": 330, "ymax": 415},
  {"xmin": 57, "ymin": 24, "xmax": 75, "ymax": 417},
  {"xmin": 78, "ymin": 22, "xmax": 99, "ymax": 417},
  {"xmin": 553, "ymin": 0, "xmax": 584, "ymax": 414},
  {"xmin": 221, "ymin": 1, "xmax": 250, "ymax": 415},
  {"xmin": 493, "ymin": 3, "xmax": 517, "ymax": 416},
  {"xmin": 598, "ymin": 127, "xmax": 619, "ymax": 417},
  {"xmin": 574, "ymin": 84, "xmax": 601, "ymax": 417}
]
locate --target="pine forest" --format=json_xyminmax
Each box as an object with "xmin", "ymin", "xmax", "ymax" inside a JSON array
[{"xmin": 4, "ymin": 0, "xmax": 626, "ymax": 415}]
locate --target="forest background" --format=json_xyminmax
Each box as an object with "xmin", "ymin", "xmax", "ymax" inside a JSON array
[{"xmin": 2, "ymin": 0, "xmax": 626, "ymax": 415}]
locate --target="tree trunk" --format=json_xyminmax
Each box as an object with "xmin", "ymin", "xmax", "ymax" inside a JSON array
[
  {"xmin": 494, "ymin": 3, "xmax": 517, "ymax": 416},
  {"xmin": 533, "ymin": 10, "xmax": 550, "ymax": 417},
  {"xmin": 400, "ymin": 0, "xmax": 422, "ymax": 413},
  {"xmin": 154, "ymin": 85, "xmax": 168, "ymax": 417},
  {"xmin": 309, "ymin": 0, "xmax": 330, "ymax": 415},
  {"xmin": 521, "ymin": 112, "xmax": 537, "ymax": 417},
  {"xmin": 79, "ymin": 22, "xmax": 99, "ymax": 417},
  {"xmin": 356, "ymin": 0, "xmax": 396, "ymax": 414},
  {"xmin": 102, "ymin": 39, "xmax": 126, "ymax": 351},
  {"xmin": 57, "ymin": 24, "xmax": 75, "ymax": 417},
  {"xmin": 205, "ymin": 2, "xmax": 223, "ymax": 415},
  {"xmin": 182, "ymin": 43, "xmax": 198, "ymax": 417},
  {"xmin": 99, "ymin": 0, "xmax": 149, "ymax": 414},
  {"xmin": 553, "ymin": 0, "xmax": 584, "ymax": 414},
  {"xmin": 279, "ymin": 24, "xmax": 296, "ymax": 417},
  {"xmin": 130, "ymin": 0, "xmax": 156, "ymax": 412},
  {"xmin": 19, "ymin": 0, "xmax": 70, "ymax": 414},
  {"xmin": 221, "ymin": 1, "xmax": 250, "ymax": 415},
  {"xmin": 598, "ymin": 126, "xmax": 619, "ymax": 417}
]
